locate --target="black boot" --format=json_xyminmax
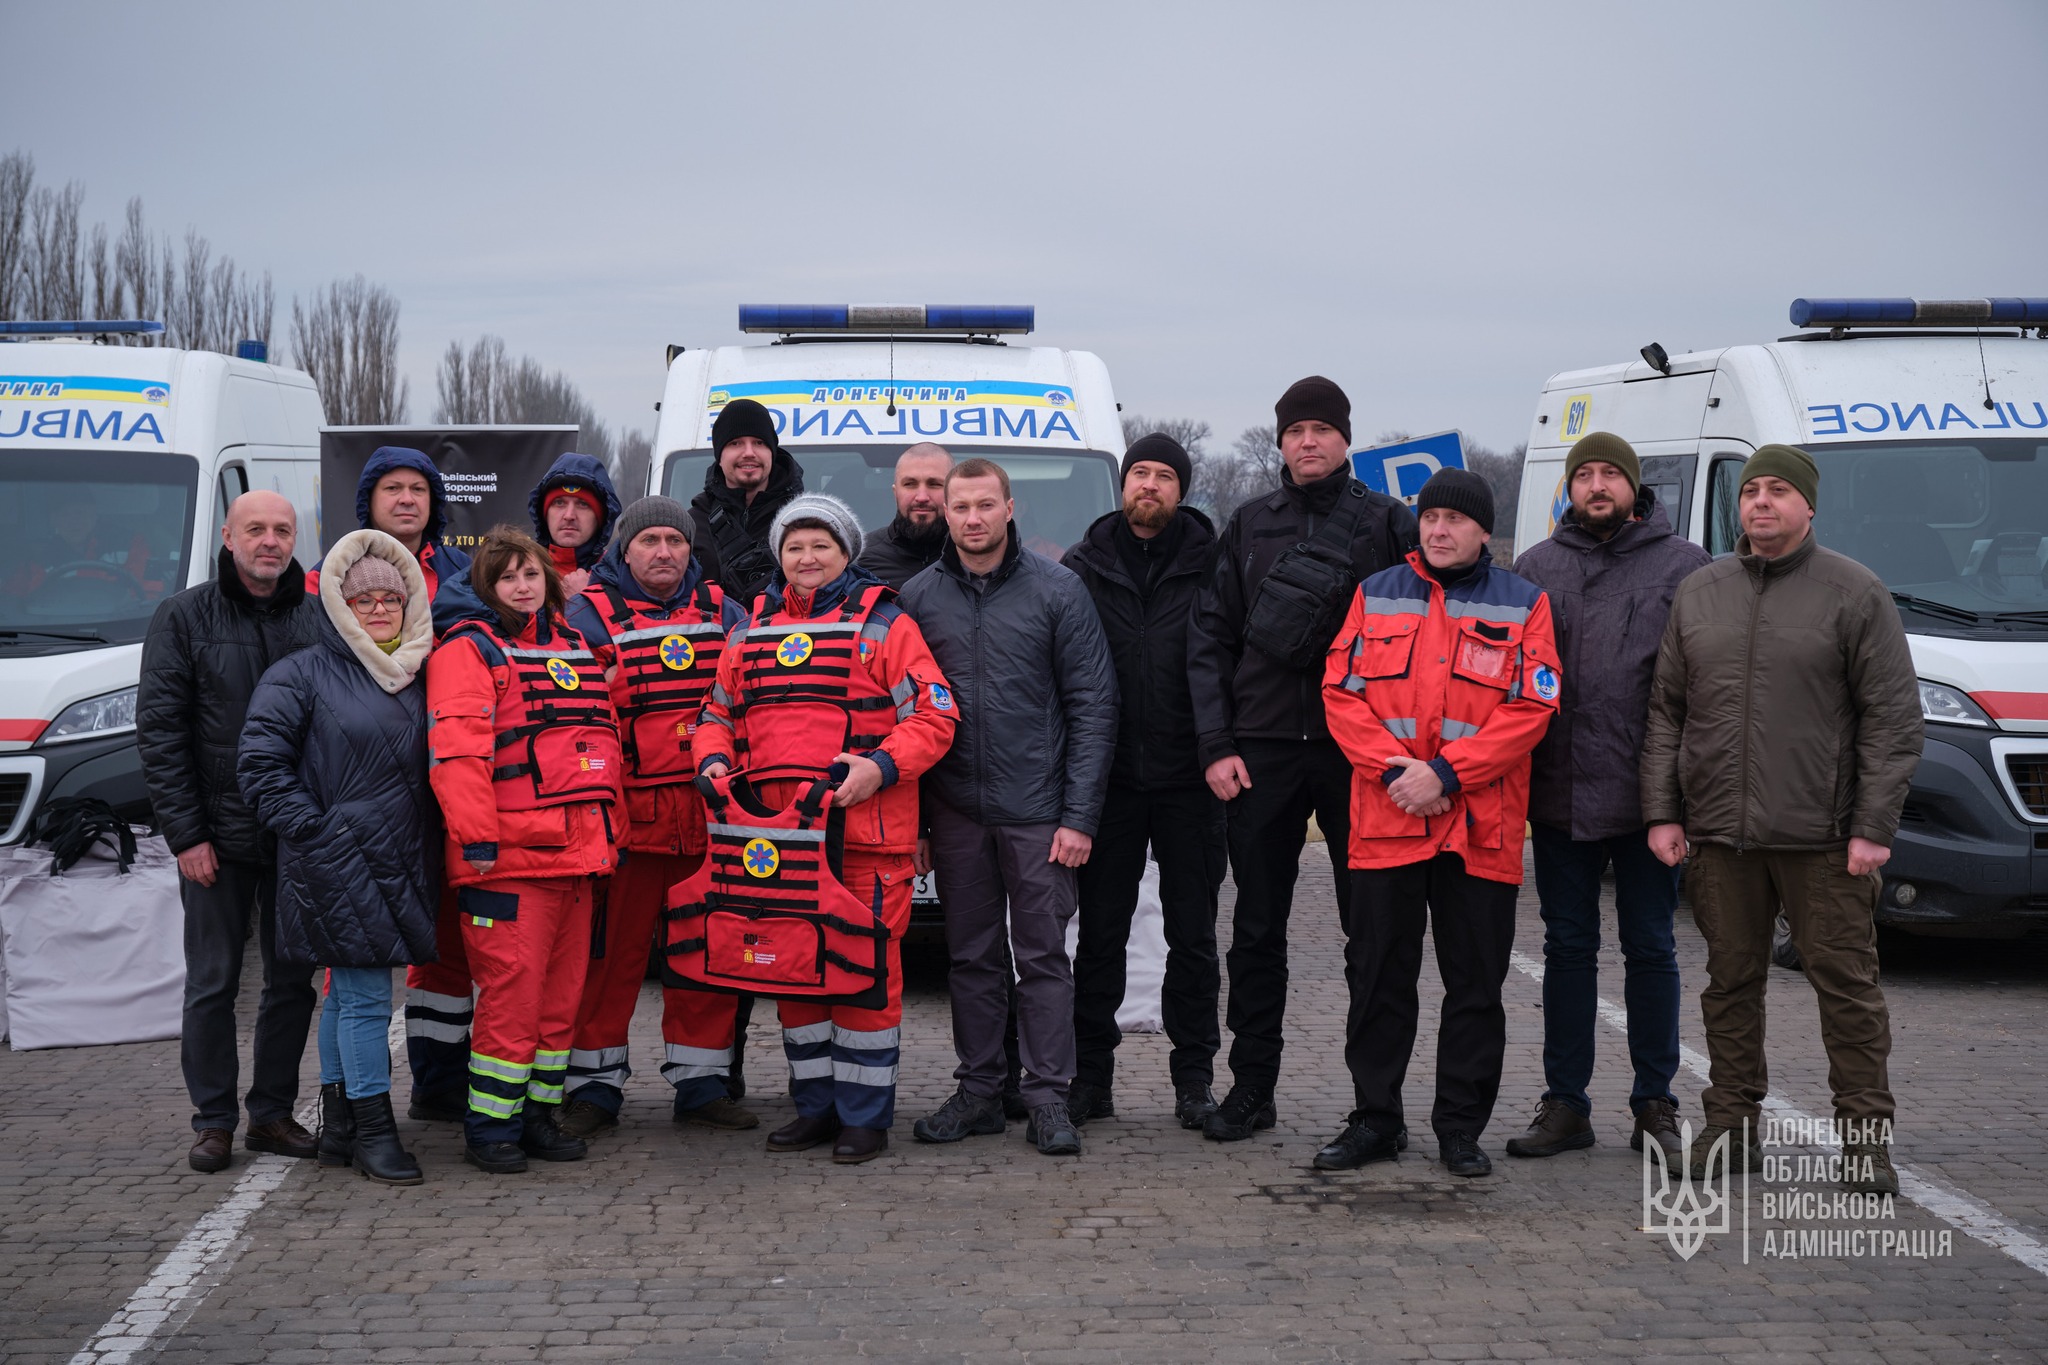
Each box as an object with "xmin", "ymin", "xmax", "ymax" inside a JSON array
[
  {"xmin": 347, "ymin": 1093, "xmax": 423, "ymax": 1185},
  {"xmin": 518, "ymin": 1101, "xmax": 588, "ymax": 1162},
  {"xmin": 316, "ymin": 1082, "xmax": 354, "ymax": 1168}
]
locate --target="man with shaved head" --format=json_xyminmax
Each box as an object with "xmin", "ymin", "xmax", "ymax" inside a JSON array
[
  {"xmin": 138, "ymin": 489, "xmax": 326, "ymax": 1173},
  {"xmin": 859, "ymin": 442, "xmax": 954, "ymax": 590}
]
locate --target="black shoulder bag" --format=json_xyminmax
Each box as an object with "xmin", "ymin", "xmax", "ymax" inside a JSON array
[{"xmin": 1241, "ymin": 480, "xmax": 1373, "ymax": 671}]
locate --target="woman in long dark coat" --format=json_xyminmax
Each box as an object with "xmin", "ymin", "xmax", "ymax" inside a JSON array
[{"xmin": 239, "ymin": 528, "xmax": 438, "ymax": 1184}]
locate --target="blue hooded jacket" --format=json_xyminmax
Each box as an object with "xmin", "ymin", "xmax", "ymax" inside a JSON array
[
  {"xmin": 528, "ymin": 451, "xmax": 622, "ymax": 572},
  {"xmin": 352, "ymin": 445, "xmax": 480, "ymax": 635},
  {"xmin": 565, "ymin": 536, "xmax": 748, "ymax": 649}
]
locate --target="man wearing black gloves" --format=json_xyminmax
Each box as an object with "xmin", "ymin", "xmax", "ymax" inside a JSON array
[
  {"xmin": 689, "ymin": 397, "xmax": 806, "ymax": 605},
  {"xmin": 1187, "ymin": 376, "xmax": 1418, "ymax": 1142},
  {"xmin": 1062, "ymin": 434, "xmax": 1226, "ymax": 1130}
]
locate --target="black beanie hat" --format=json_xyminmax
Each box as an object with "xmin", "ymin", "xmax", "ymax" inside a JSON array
[
  {"xmin": 1416, "ymin": 467, "xmax": 1495, "ymax": 534},
  {"xmin": 1121, "ymin": 433, "xmax": 1193, "ymax": 494},
  {"xmin": 712, "ymin": 399, "xmax": 780, "ymax": 456},
  {"xmin": 1274, "ymin": 375, "xmax": 1352, "ymax": 445}
]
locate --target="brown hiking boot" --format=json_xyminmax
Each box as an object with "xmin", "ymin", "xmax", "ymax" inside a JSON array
[
  {"xmin": 1841, "ymin": 1142, "xmax": 1900, "ymax": 1195},
  {"xmin": 555, "ymin": 1100, "xmax": 619, "ymax": 1140},
  {"xmin": 1631, "ymin": 1099, "xmax": 1685, "ymax": 1162},
  {"xmin": 677, "ymin": 1095, "xmax": 759, "ymax": 1130},
  {"xmin": 1687, "ymin": 1123, "xmax": 1763, "ymax": 1178},
  {"xmin": 1504, "ymin": 1097, "xmax": 1594, "ymax": 1158},
  {"xmin": 245, "ymin": 1116, "xmax": 317, "ymax": 1159}
]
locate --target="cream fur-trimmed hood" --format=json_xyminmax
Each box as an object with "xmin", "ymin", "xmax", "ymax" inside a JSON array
[{"xmin": 319, "ymin": 529, "xmax": 435, "ymax": 692}]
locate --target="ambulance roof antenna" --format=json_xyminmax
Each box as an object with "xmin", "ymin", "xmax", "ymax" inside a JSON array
[
  {"xmin": 1978, "ymin": 327, "xmax": 1998, "ymax": 411},
  {"xmin": 886, "ymin": 335, "xmax": 897, "ymax": 417}
]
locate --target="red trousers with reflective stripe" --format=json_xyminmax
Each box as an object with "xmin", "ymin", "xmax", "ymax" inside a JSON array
[
  {"xmin": 566, "ymin": 847, "xmax": 706, "ymax": 1103},
  {"xmin": 462, "ymin": 876, "xmax": 592, "ymax": 1141}
]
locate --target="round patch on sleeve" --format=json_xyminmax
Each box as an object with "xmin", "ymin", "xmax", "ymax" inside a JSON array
[{"xmin": 1530, "ymin": 665, "xmax": 1561, "ymax": 702}]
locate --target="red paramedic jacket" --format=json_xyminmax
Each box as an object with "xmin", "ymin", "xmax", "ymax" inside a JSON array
[
  {"xmin": 1323, "ymin": 550, "xmax": 1561, "ymax": 885},
  {"xmin": 427, "ymin": 607, "xmax": 622, "ymax": 887},
  {"xmin": 691, "ymin": 567, "xmax": 956, "ymax": 856}
]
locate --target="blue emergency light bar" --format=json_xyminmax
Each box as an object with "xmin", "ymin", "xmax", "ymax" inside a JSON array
[
  {"xmin": 738, "ymin": 304, "xmax": 1034, "ymax": 335},
  {"xmin": 0, "ymin": 319, "xmax": 166, "ymax": 337},
  {"xmin": 1790, "ymin": 298, "xmax": 2048, "ymax": 329}
]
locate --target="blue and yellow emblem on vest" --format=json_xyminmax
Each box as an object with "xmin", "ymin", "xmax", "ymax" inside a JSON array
[
  {"xmin": 743, "ymin": 838, "xmax": 780, "ymax": 878},
  {"xmin": 1530, "ymin": 664, "xmax": 1561, "ymax": 703},
  {"xmin": 660, "ymin": 634, "xmax": 695, "ymax": 671},
  {"xmin": 546, "ymin": 658, "xmax": 581, "ymax": 690},
  {"xmin": 777, "ymin": 633, "xmax": 814, "ymax": 667},
  {"xmin": 930, "ymin": 682, "xmax": 955, "ymax": 712}
]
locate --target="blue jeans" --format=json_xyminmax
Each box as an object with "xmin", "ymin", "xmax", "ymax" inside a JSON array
[
  {"xmin": 1529, "ymin": 823, "xmax": 1681, "ymax": 1117},
  {"xmin": 318, "ymin": 967, "xmax": 395, "ymax": 1100}
]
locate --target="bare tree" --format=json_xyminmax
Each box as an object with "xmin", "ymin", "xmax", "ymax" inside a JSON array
[
  {"xmin": 22, "ymin": 179, "xmax": 85, "ymax": 320},
  {"xmin": 292, "ymin": 275, "xmax": 410, "ymax": 423},
  {"xmin": 114, "ymin": 198, "xmax": 164, "ymax": 337},
  {"xmin": 435, "ymin": 333, "xmax": 615, "ymax": 461},
  {"xmin": 0, "ymin": 151, "xmax": 33, "ymax": 321},
  {"xmin": 613, "ymin": 428, "xmax": 653, "ymax": 500},
  {"xmin": 1463, "ymin": 441, "xmax": 1527, "ymax": 547}
]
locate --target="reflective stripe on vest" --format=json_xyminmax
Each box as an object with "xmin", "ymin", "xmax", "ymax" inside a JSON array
[
  {"xmin": 590, "ymin": 580, "xmax": 727, "ymax": 784},
  {"xmin": 447, "ymin": 620, "xmax": 622, "ymax": 810}
]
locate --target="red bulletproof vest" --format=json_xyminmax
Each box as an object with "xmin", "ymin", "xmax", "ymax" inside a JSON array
[
  {"xmin": 661, "ymin": 772, "xmax": 887, "ymax": 1009},
  {"xmin": 445, "ymin": 617, "xmax": 623, "ymax": 811},
  {"xmin": 585, "ymin": 579, "xmax": 727, "ymax": 785},
  {"xmin": 726, "ymin": 583, "xmax": 909, "ymax": 777}
]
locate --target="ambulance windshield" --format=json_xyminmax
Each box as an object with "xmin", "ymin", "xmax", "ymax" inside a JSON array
[
  {"xmin": 1808, "ymin": 440, "xmax": 2048, "ymax": 637},
  {"xmin": 0, "ymin": 452, "xmax": 197, "ymax": 647},
  {"xmin": 664, "ymin": 446, "xmax": 1121, "ymax": 563}
]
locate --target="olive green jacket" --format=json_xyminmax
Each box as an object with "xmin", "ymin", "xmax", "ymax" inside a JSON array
[{"xmin": 1641, "ymin": 532, "xmax": 1921, "ymax": 850}]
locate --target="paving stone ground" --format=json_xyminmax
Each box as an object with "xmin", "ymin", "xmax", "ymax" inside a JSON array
[{"xmin": 4, "ymin": 842, "xmax": 2046, "ymax": 1362}]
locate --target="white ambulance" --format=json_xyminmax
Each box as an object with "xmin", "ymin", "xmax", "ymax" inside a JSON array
[
  {"xmin": 649, "ymin": 305, "xmax": 1125, "ymax": 557},
  {"xmin": 651, "ymin": 305, "xmax": 1127, "ymax": 927},
  {"xmin": 1516, "ymin": 297, "xmax": 2048, "ymax": 937},
  {"xmin": 0, "ymin": 322, "xmax": 326, "ymax": 843}
]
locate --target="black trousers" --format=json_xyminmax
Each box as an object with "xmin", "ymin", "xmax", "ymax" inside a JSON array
[
  {"xmin": 1072, "ymin": 782, "xmax": 1226, "ymax": 1089},
  {"xmin": 1221, "ymin": 737, "xmax": 1355, "ymax": 1090},
  {"xmin": 1345, "ymin": 853, "xmax": 1517, "ymax": 1140},
  {"xmin": 179, "ymin": 857, "xmax": 319, "ymax": 1133}
]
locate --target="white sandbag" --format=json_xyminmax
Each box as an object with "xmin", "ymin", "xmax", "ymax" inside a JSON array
[
  {"xmin": 0, "ymin": 833, "xmax": 185, "ymax": 1050},
  {"xmin": 1063, "ymin": 858, "xmax": 1167, "ymax": 1034}
]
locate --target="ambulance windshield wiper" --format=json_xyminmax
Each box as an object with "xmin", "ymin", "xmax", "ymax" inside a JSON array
[
  {"xmin": 1988, "ymin": 609, "xmax": 2048, "ymax": 625},
  {"xmin": 1888, "ymin": 593, "xmax": 1982, "ymax": 626},
  {"xmin": 0, "ymin": 628, "xmax": 110, "ymax": 644}
]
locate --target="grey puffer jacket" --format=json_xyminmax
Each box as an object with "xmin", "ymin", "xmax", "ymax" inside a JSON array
[
  {"xmin": 899, "ymin": 533, "xmax": 1119, "ymax": 834},
  {"xmin": 1512, "ymin": 488, "xmax": 1711, "ymax": 840},
  {"xmin": 1641, "ymin": 532, "xmax": 1922, "ymax": 850}
]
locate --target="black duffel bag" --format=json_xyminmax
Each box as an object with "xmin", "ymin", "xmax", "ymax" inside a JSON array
[{"xmin": 1242, "ymin": 479, "xmax": 1371, "ymax": 671}]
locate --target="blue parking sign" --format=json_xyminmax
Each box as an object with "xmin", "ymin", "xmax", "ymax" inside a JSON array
[{"xmin": 1352, "ymin": 430, "xmax": 1466, "ymax": 504}]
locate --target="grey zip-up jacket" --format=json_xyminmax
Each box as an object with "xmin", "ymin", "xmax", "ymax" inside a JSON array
[
  {"xmin": 1641, "ymin": 532, "xmax": 1922, "ymax": 850},
  {"xmin": 1513, "ymin": 488, "xmax": 1710, "ymax": 841},
  {"xmin": 899, "ymin": 532, "xmax": 1119, "ymax": 834}
]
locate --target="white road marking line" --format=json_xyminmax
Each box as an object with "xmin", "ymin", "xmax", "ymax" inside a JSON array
[
  {"xmin": 69, "ymin": 1004, "xmax": 413, "ymax": 1364},
  {"xmin": 1508, "ymin": 950, "xmax": 2048, "ymax": 1278}
]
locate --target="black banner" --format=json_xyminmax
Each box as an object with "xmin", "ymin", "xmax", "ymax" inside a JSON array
[{"xmin": 318, "ymin": 426, "xmax": 580, "ymax": 556}]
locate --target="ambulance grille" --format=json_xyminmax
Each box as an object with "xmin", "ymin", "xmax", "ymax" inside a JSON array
[
  {"xmin": 2006, "ymin": 757, "xmax": 2048, "ymax": 819},
  {"xmin": 0, "ymin": 774, "xmax": 26, "ymax": 837}
]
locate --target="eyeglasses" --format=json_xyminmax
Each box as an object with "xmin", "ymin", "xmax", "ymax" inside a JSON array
[{"xmin": 348, "ymin": 593, "xmax": 405, "ymax": 612}]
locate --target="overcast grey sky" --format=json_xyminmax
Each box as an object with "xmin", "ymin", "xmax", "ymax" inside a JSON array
[{"xmin": 5, "ymin": 1, "xmax": 2044, "ymax": 456}]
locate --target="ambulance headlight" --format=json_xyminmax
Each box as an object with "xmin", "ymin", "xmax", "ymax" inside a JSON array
[
  {"xmin": 1917, "ymin": 680, "xmax": 1991, "ymax": 728},
  {"xmin": 43, "ymin": 687, "xmax": 138, "ymax": 743}
]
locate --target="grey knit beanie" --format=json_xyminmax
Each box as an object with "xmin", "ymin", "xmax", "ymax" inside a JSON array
[
  {"xmin": 613, "ymin": 495, "xmax": 694, "ymax": 547},
  {"xmin": 770, "ymin": 493, "xmax": 863, "ymax": 561},
  {"xmin": 339, "ymin": 553, "xmax": 406, "ymax": 602}
]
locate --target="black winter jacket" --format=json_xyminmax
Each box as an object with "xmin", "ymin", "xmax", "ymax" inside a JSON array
[
  {"xmin": 1063, "ymin": 507, "xmax": 1218, "ymax": 790},
  {"xmin": 1187, "ymin": 467, "xmax": 1417, "ymax": 767},
  {"xmin": 136, "ymin": 549, "xmax": 324, "ymax": 862},
  {"xmin": 237, "ymin": 531, "xmax": 440, "ymax": 968},
  {"xmin": 899, "ymin": 533, "xmax": 1119, "ymax": 834},
  {"xmin": 688, "ymin": 447, "xmax": 805, "ymax": 604},
  {"xmin": 1513, "ymin": 488, "xmax": 1712, "ymax": 841},
  {"xmin": 858, "ymin": 517, "xmax": 948, "ymax": 591}
]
